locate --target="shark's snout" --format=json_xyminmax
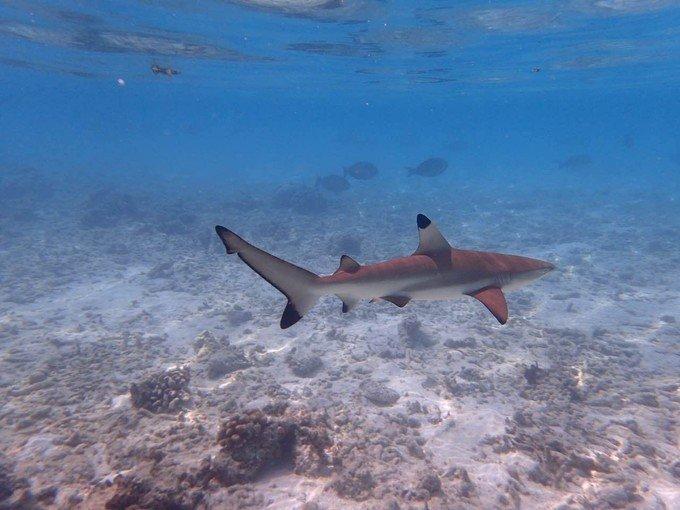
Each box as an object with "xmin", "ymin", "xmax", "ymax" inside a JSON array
[
  {"xmin": 541, "ymin": 260, "xmax": 556, "ymax": 273},
  {"xmin": 513, "ymin": 259, "xmax": 555, "ymax": 286}
]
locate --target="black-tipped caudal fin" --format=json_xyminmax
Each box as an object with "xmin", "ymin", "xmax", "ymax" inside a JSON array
[{"xmin": 215, "ymin": 226, "xmax": 320, "ymax": 329}]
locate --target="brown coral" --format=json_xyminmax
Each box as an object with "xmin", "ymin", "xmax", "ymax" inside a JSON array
[{"xmin": 207, "ymin": 408, "xmax": 333, "ymax": 487}]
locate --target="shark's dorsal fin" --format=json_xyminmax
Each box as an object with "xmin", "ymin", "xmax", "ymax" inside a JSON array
[
  {"xmin": 335, "ymin": 254, "xmax": 361, "ymax": 274},
  {"xmin": 467, "ymin": 286, "xmax": 508, "ymax": 324},
  {"xmin": 413, "ymin": 214, "xmax": 452, "ymax": 258}
]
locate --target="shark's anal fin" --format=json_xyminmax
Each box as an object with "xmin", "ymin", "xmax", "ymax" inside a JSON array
[
  {"xmin": 338, "ymin": 295, "xmax": 359, "ymax": 313},
  {"xmin": 334, "ymin": 255, "xmax": 361, "ymax": 274},
  {"xmin": 413, "ymin": 214, "xmax": 452, "ymax": 268},
  {"xmin": 466, "ymin": 286, "xmax": 508, "ymax": 324},
  {"xmin": 381, "ymin": 295, "xmax": 411, "ymax": 307}
]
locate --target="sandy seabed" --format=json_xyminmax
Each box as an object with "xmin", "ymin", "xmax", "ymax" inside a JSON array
[{"xmin": 0, "ymin": 170, "xmax": 678, "ymax": 509}]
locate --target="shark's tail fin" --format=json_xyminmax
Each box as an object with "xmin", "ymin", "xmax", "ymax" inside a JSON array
[{"xmin": 215, "ymin": 226, "xmax": 320, "ymax": 328}]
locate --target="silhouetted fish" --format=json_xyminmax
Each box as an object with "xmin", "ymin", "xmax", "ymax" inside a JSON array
[
  {"xmin": 151, "ymin": 64, "xmax": 180, "ymax": 77},
  {"xmin": 344, "ymin": 161, "xmax": 378, "ymax": 180},
  {"xmin": 316, "ymin": 174, "xmax": 350, "ymax": 193},
  {"xmin": 407, "ymin": 157, "xmax": 448, "ymax": 177},
  {"xmin": 557, "ymin": 154, "xmax": 592, "ymax": 170}
]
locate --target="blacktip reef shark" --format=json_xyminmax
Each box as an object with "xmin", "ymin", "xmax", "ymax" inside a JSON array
[{"xmin": 215, "ymin": 214, "xmax": 555, "ymax": 328}]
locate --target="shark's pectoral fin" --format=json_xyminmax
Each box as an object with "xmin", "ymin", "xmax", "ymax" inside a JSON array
[
  {"xmin": 334, "ymin": 255, "xmax": 361, "ymax": 274},
  {"xmin": 467, "ymin": 286, "xmax": 508, "ymax": 324},
  {"xmin": 338, "ymin": 295, "xmax": 359, "ymax": 313},
  {"xmin": 380, "ymin": 295, "xmax": 411, "ymax": 307}
]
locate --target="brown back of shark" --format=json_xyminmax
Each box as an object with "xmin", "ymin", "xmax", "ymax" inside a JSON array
[{"xmin": 215, "ymin": 214, "xmax": 554, "ymax": 328}]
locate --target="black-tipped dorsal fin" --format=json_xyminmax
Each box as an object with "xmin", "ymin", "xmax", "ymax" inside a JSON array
[
  {"xmin": 335, "ymin": 254, "xmax": 361, "ymax": 274},
  {"xmin": 414, "ymin": 214, "xmax": 452, "ymax": 256}
]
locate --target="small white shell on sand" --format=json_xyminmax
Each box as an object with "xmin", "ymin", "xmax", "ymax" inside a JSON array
[{"xmin": 110, "ymin": 394, "xmax": 130, "ymax": 409}]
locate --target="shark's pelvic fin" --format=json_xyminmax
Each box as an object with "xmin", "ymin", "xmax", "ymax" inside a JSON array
[
  {"xmin": 338, "ymin": 295, "xmax": 359, "ymax": 313},
  {"xmin": 467, "ymin": 286, "xmax": 508, "ymax": 324},
  {"xmin": 381, "ymin": 295, "xmax": 411, "ymax": 307},
  {"xmin": 335, "ymin": 254, "xmax": 361, "ymax": 274}
]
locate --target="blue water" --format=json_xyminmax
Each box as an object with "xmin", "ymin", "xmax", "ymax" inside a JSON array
[
  {"xmin": 1, "ymin": 1, "xmax": 680, "ymax": 509},
  {"xmin": 2, "ymin": 1, "xmax": 680, "ymax": 191}
]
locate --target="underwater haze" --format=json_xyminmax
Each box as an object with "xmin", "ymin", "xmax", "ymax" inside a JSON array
[{"xmin": 1, "ymin": 1, "xmax": 679, "ymax": 509}]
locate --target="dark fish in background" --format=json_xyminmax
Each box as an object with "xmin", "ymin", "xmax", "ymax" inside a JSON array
[
  {"xmin": 316, "ymin": 174, "xmax": 351, "ymax": 192},
  {"xmin": 622, "ymin": 134, "xmax": 635, "ymax": 149},
  {"xmin": 151, "ymin": 64, "xmax": 180, "ymax": 77},
  {"xmin": 272, "ymin": 183, "xmax": 327, "ymax": 214},
  {"xmin": 344, "ymin": 161, "xmax": 378, "ymax": 180},
  {"xmin": 407, "ymin": 157, "xmax": 448, "ymax": 177},
  {"xmin": 557, "ymin": 154, "xmax": 592, "ymax": 170},
  {"xmin": 327, "ymin": 233, "xmax": 361, "ymax": 256}
]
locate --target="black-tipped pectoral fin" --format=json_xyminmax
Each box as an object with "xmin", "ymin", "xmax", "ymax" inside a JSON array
[{"xmin": 466, "ymin": 286, "xmax": 508, "ymax": 324}]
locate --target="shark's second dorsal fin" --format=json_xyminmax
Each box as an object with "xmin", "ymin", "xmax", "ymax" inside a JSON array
[
  {"xmin": 414, "ymin": 214, "xmax": 452, "ymax": 256},
  {"xmin": 334, "ymin": 254, "xmax": 361, "ymax": 274}
]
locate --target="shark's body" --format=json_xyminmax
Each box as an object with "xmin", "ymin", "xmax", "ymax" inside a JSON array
[{"xmin": 215, "ymin": 214, "xmax": 554, "ymax": 328}]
